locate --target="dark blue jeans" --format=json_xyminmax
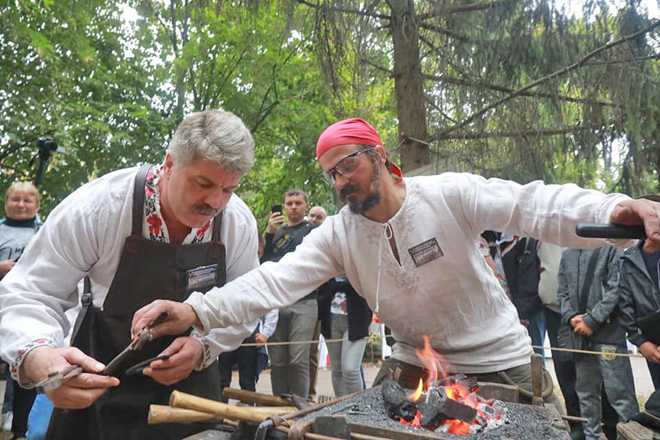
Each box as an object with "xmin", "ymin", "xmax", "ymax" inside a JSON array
[
  {"xmin": 527, "ymin": 307, "xmax": 547, "ymax": 368},
  {"xmin": 218, "ymin": 329, "xmax": 258, "ymax": 403}
]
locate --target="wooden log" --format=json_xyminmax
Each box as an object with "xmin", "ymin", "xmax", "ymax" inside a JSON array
[
  {"xmin": 616, "ymin": 420, "xmax": 657, "ymax": 440},
  {"xmin": 169, "ymin": 391, "xmax": 297, "ymax": 423},
  {"xmin": 531, "ymin": 353, "xmax": 545, "ymax": 406},
  {"xmin": 221, "ymin": 388, "xmax": 293, "ymax": 407},
  {"xmin": 148, "ymin": 405, "xmax": 224, "ymax": 424}
]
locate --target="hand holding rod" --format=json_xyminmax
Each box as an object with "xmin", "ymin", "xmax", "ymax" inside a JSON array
[{"xmin": 576, "ymin": 223, "xmax": 646, "ymax": 239}]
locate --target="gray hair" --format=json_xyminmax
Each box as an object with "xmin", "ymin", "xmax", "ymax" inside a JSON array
[{"xmin": 167, "ymin": 109, "xmax": 255, "ymax": 174}]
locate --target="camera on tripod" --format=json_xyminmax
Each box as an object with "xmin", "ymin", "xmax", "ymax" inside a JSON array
[
  {"xmin": 37, "ymin": 137, "xmax": 58, "ymax": 157},
  {"xmin": 32, "ymin": 136, "xmax": 65, "ymax": 187}
]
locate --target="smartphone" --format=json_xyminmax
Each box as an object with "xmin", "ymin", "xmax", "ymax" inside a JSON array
[{"xmin": 271, "ymin": 204, "xmax": 282, "ymax": 214}]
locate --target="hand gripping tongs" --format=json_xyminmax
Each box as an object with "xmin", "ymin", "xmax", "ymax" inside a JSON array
[
  {"xmin": 33, "ymin": 311, "xmax": 170, "ymax": 393},
  {"xmin": 35, "ymin": 364, "xmax": 84, "ymax": 394},
  {"xmin": 102, "ymin": 311, "xmax": 170, "ymax": 377}
]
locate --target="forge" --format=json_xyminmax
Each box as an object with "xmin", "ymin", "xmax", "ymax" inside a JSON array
[{"xmin": 296, "ymin": 385, "xmax": 569, "ymax": 440}]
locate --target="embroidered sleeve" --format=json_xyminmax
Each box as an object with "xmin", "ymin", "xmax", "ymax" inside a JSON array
[
  {"xmin": 12, "ymin": 338, "xmax": 57, "ymax": 386},
  {"xmin": 189, "ymin": 331, "xmax": 213, "ymax": 370}
]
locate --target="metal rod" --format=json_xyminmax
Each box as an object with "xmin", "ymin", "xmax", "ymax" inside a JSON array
[{"xmin": 351, "ymin": 433, "xmax": 393, "ymax": 440}]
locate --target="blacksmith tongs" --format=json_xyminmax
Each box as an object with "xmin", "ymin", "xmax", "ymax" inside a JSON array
[
  {"xmin": 35, "ymin": 364, "xmax": 83, "ymax": 394},
  {"xmin": 102, "ymin": 311, "xmax": 169, "ymax": 376}
]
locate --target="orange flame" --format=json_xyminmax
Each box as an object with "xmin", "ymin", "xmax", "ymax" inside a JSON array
[
  {"xmin": 408, "ymin": 378, "xmax": 424, "ymax": 402},
  {"xmin": 443, "ymin": 419, "xmax": 471, "ymax": 434},
  {"xmin": 398, "ymin": 335, "xmax": 502, "ymax": 435},
  {"xmin": 414, "ymin": 335, "xmax": 448, "ymax": 383}
]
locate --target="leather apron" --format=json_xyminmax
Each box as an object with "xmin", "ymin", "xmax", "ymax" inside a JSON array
[{"xmin": 46, "ymin": 165, "xmax": 225, "ymax": 440}]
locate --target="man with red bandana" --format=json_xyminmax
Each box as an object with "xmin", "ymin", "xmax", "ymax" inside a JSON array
[
  {"xmin": 0, "ymin": 109, "xmax": 260, "ymax": 439},
  {"xmin": 134, "ymin": 118, "xmax": 660, "ymax": 406}
]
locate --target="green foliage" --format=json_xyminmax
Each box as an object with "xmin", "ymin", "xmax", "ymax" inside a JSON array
[{"xmin": 3, "ymin": 0, "xmax": 660, "ymax": 226}]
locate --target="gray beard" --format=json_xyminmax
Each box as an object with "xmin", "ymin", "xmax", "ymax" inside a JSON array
[{"xmin": 343, "ymin": 163, "xmax": 382, "ymax": 214}]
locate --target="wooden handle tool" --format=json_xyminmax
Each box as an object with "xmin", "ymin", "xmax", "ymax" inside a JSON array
[
  {"xmin": 221, "ymin": 388, "xmax": 293, "ymax": 407},
  {"xmin": 169, "ymin": 391, "xmax": 297, "ymax": 423},
  {"xmin": 148, "ymin": 404, "xmax": 224, "ymax": 424}
]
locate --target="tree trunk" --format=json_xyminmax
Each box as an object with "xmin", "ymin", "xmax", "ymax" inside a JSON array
[{"xmin": 389, "ymin": 0, "xmax": 429, "ymax": 173}]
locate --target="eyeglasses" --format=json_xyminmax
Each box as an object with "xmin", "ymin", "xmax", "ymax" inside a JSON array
[{"xmin": 320, "ymin": 147, "xmax": 376, "ymax": 184}]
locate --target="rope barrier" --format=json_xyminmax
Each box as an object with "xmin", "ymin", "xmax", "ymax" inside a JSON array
[
  {"xmin": 531, "ymin": 345, "xmax": 644, "ymax": 358},
  {"xmin": 238, "ymin": 333, "xmax": 646, "ymax": 360}
]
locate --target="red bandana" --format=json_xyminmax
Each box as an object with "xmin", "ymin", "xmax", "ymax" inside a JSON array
[
  {"xmin": 316, "ymin": 118, "xmax": 382, "ymax": 159},
  {"xmin": 316, "ymin": 118, "xmax": 402, "ymax": 180}
]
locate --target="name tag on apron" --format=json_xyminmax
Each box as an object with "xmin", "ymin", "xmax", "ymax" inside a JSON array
[
  {"xmin": 408, "ymin": 238, "xmax": 443, "ymax": 267},
  {"xmin": 186, "ymin": 264, "xmax": 218, "ymax": 292}
]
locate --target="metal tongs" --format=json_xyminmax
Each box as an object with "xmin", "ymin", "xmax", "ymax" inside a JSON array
[
  {"xmin": 35, "ymin": 364, "xmax": 83, "ymax": 394},
  {"xmin": 102, "ymin": 311, "xmax": 169, "ymax": 376}
]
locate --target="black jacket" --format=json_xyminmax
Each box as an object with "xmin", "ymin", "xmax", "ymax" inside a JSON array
[
  {"xmin": 318, "ymin": 276, "xmax": 372, "ymax": 341},
  {"xmin": 501, "ymin": 237, "xmax": 543, "ymax": 320},
  {"xmin": 260, "ymin": 221, "xmax": 315, "ymax": 264},
  {"xmin": 619, "ymin": 241, "xmax": 660, "ymax": 347}
]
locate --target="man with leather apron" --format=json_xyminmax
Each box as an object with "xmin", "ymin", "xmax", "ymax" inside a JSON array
[{"xmin": 0, "ymin": 109, "xmax": 261, "ymax": 439}]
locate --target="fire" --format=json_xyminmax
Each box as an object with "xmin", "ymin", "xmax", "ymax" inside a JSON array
[
  {"xmin": 408, "ymin": 378, "xmax": 423, "ymax": 402},
  {"xmin": 414, "ymin": 335, "xmax": 447, "ymax": 383},
  {"xmin": 399, "ymin": 411, "xmax": 423, "ymax": 428},
  {"xmin": 397, "ymin": 335, "xmax": 505, "ymax": 435}
]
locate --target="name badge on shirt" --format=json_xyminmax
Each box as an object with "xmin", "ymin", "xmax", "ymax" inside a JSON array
[
  {"xmin": 408, "ymin": 238, "xmax": 443, "ymax": 267},
  {"xmin": 186, "ymin": 264, "xmax": 218, "ymax": 292}
]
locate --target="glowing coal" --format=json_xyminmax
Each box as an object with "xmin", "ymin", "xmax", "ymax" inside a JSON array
[{"xmin": 387, "ymin": 335, "xmax": 507, "ymax": 434}]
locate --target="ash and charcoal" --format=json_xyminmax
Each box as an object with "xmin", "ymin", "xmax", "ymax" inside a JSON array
[
  {"xmin": 382, "ymin": 376, "xmax": 496, "ymax": 433},
  {"xmin": 382, "ymin": 376, "xmax": 418, "ymax": 421},
  {"xmin": 300, "ymin": 386, "xmax": 570, "ymax": 439}
]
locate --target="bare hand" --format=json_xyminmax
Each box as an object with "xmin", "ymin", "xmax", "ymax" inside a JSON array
[
  {"xmin": 142, "ymin": 337, "xmax": 203, "ymax": 386},
  {"xmin": 255, "ymin": 333, "xmax": 268, "ymax": 347},
  {"xmin": 519, "ymin": 319, "xmax": 529, "ymax": 327},
  {"xmin": 610, "ymin": 199, "xmax": 660, "ymax": 252},
  {"xmin": 639, "ymin": 341, "xmax": 660, "ymax": 363},
  {"xmin": 573, "ymin": 320, "xmax": 593, "ymax": 337},
  {"xmin": 22, "ymin": 346, "xmax": 119, "ymax": 409},
  {"xmin": 569, "ymin": 314, "xmax": 585, "ymax": 328},
  {"xmin": 0, "ymin": 259, "xmax": 15, "ymax": 277},
  {"xmin": 132, "ymin": 300, "xmax": 199, "ymax": 340},
  {"xmin": 267, "ymin": 212, "xmax": 285, "ymax": 234}
]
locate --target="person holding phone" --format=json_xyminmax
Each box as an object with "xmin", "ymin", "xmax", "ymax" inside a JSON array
[{"xmin": 260, "ymin": 189, "xmax": 318, "ymax": 398}]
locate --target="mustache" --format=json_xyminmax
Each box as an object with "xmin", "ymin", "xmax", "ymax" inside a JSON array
[
  {"xmin": 339, "ymin": 184, "xmax": 359, "ymax": 200},
  {"xmin": 191, "ymin": 205, "xmax": 221, "ymax": 216}
]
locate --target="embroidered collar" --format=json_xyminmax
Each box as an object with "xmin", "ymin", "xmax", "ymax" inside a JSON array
[{"xmin": 143, "ymin": 165, "xmax": 212, "ymax": 244}]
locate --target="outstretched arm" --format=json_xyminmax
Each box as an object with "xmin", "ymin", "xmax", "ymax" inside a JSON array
[{"xmin": 609, "ymin": 199, "xmax": 660, "ymax": 252}]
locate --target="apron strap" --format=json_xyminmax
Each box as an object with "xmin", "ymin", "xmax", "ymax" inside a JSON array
[
  {"xmin": 211, "ymin": 211, "xmax": 223, "ymax": 242},
  {"xmin": 211, "ymin": 211, "xmax": 226, "ymax": 286},
  {"xmin": 70, "ymin": 275, "xmax": 93, "ymax": 344},
  {"xmin": 132, "ymin": 164, "xmax": 154, "ymax": 236}
]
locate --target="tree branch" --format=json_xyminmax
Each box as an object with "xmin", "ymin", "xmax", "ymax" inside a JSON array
[
  {"xmin": 0, "ymin": 141, "xmax": 30, "ymax": 164},
  {"xmin": 418, "ymin": 1, "xmax": 504, "ymax": 20},
  {"xmin": 295, "ymin": 0, "xmax": 390, "ymax": 20},
  {"xmin": 420, "ymin": 22, "xmax": 472, "ymax": 44},
  {"xmin": 581, "ymin": 53, "xmax": 660, "ymax": 66},
  {"xmin": 423, "ymin": 74, "xmax": 615, "ymax": 107},
  {"xmin": 432, "ymin": 122, "xmax": 611, "ymax": 140},
  {"xmin": 436, "ymin": 19, "xmax": 660, "ymax": 138}
]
